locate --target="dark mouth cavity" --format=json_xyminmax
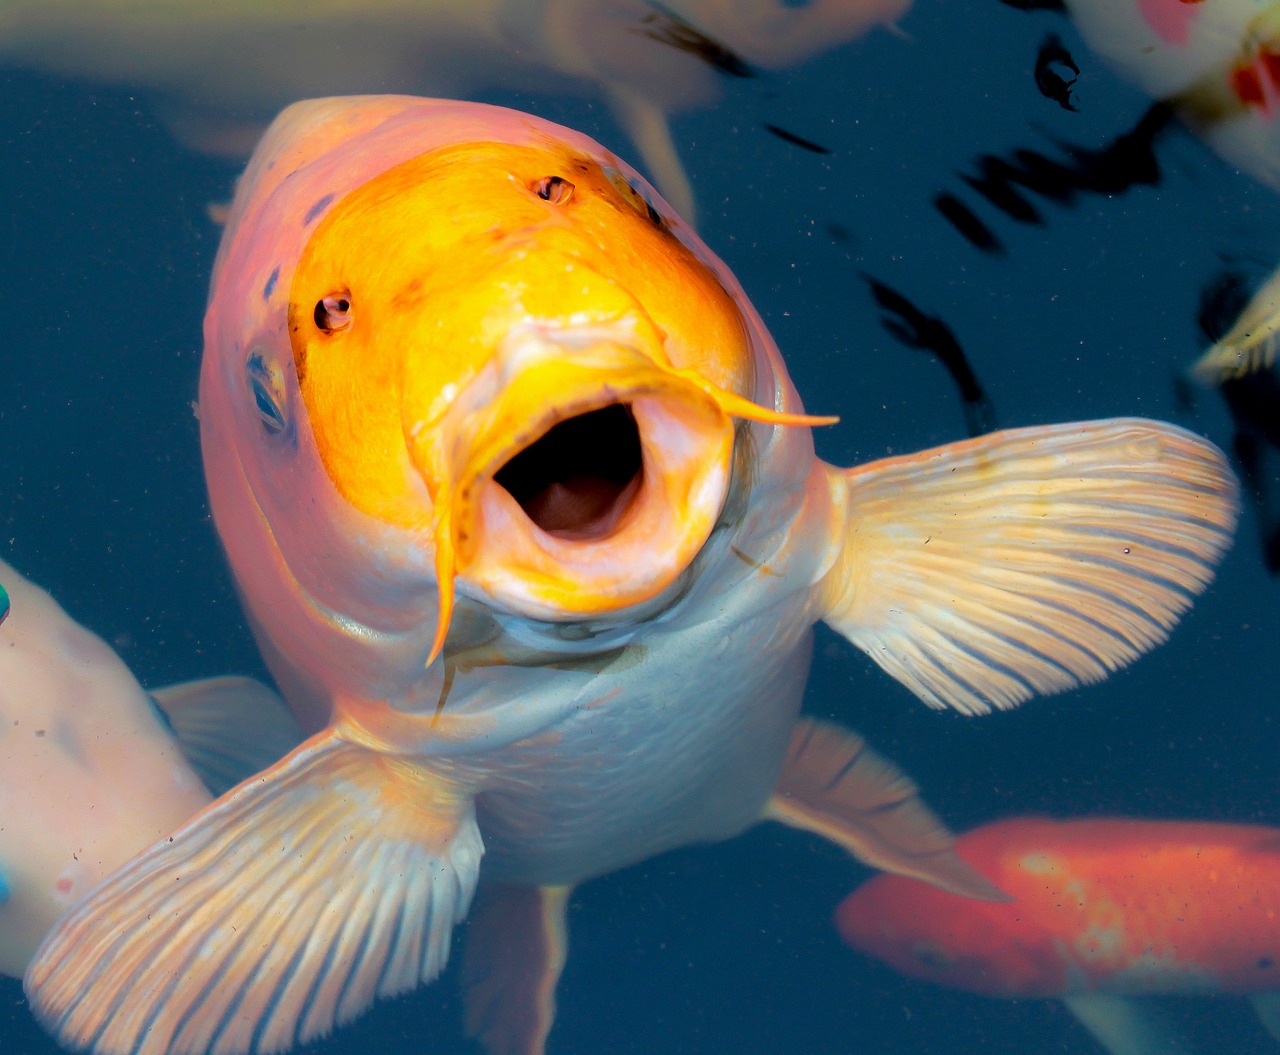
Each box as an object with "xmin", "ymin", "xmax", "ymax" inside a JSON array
[{"xmin": 495, "ymin": 403, "xmax": 643, "ymax": 539}]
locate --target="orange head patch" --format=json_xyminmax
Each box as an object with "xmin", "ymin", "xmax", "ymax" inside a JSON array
[{"xmin": 288, "ymin": 138, "xmax": 833, "ymax": 663}]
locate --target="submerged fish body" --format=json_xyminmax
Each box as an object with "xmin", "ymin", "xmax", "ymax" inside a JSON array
[
  {"xmin": 837, "ymin": 816, "xmax": 1280, "ymax": 1051},
  {"xmin": 0, "ymin": 0, "xmax": 911, "ymax": 221},
  {"xmin": 25, "ymin": 96, "xmax": 1240, "ymax": 1055},
  {"xmin": 0, "ymin": 557, "xmax": 298, "ymax": 978}
]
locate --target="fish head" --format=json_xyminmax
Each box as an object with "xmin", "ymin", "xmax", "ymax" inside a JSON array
[{"xmin": 200, "ymin": 97, "xmax": 825, "ymax": 706}]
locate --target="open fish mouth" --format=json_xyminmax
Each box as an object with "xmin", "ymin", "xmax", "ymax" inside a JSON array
[
  {"xmin": 495, "ymin": 402, "xmax": 643, "ymax": 541},
  {"xmin": 411, "ymin": 325, "xmax": 833, "ymax": 661}
]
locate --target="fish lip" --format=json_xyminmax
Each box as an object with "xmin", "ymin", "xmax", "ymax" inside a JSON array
[{"xmin": 413, "ymin": 323, "xmax": 736, "ymax": 623}]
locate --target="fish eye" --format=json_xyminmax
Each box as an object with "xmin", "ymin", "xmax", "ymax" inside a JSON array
[
  {"xmin": 603, "ymin": 167, "xmax": 666, "ymax": 227},
  {"xmin": 314, "ymin": 293, "xmax": 352, "ymax": 333},
  {"xmin": 246, "ymin": 351, "xmax": 288, "ymax": 435},
  {"xmin": 534, "ymin": 175, "xmax": 575, "ymax": 204}
]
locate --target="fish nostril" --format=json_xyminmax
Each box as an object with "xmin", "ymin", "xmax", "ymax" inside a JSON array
[
  {"xmin": 314, "ymin": 293, "xmax": 353, "ymax": 333},
  {"xmin": 495, "ymin": 404, "xmax": 642, "ymax": 539},
  {"xmin": 533, "ymin": 176, "xmax": 575, "ymax": 205}
]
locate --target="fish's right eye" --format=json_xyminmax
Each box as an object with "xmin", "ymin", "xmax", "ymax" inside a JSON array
[
  {"xmin": 246, "ymin": 352, "xmax": 288, "ymax": 435},
  {"xmin": 533, "ymin": 176, "xmax": 575, "ymax": 205}
]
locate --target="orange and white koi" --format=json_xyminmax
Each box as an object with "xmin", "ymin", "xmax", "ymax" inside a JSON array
[
  {"xmin": 24, "ymin": 96, "xmax": 1237, "ymax": 1055},
  {"xmin": 838, "ymin": 816, "xmax": 1280, "ymax": 1054}
]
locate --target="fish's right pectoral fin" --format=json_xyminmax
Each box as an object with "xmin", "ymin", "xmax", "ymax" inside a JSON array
[
  {"xmin": 24, "ymin": 729, "xmax": 483, "ymax": 1055},
  {"xmin": 818, "ymin": 418, "xmax": 1238, "ymax": 715},
  {"xmin": 462, "ymin": 883, "xmax": 571, "ymax": 1055},
  {"xmin": 763, "ymin": 718, "xmax": 1006, "ymax": 901}
]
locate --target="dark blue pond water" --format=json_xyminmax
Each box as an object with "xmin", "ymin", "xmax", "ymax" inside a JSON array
[{"xmin": 1, "ymin": 3, "xmax": 1278, "ymax": 1053}]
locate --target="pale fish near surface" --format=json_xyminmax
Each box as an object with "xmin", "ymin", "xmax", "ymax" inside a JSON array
[
  {"xmin": 0, "ymin": 0, "xmax": 912, "ymax": 224},
  {"xmin": 24, "ymin": 96, "xmax": 1240, "ymax": 1055},
  {"xmin": 0, "ymin": 556, "xmax": 300, "ymax": 978}
]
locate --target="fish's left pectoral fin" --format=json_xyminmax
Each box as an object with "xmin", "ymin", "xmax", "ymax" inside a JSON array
[
  {"xmin": 462, "ymin": 884, "xmax": 571, "ymax": 1055},
  {"xmin": 818, "ymin": 418, "xmax": 1238, "ymax": 715},
  {"xmin": 24, "ymin": 730, "xmax": 483, "ymax": 1055},
  {"xmin": 764, "ymin": 718, "xmax": 1007, "ymax": 901},
  {"xmin": 150, "ymin": 675, "xmax": 304, "ymax": 796}
]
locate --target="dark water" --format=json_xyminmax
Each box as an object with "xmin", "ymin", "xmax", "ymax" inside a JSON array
[{"xmin": 1, "ymin": 3, "xmax": 1278, "ymax": 1053}]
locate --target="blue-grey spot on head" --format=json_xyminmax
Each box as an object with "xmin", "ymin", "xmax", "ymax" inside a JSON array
[
  {"xmin": 245, "ymin": 349, "xmax": 296, "ymax": 446},
  {"xmin": 262, "ymin": 266, "xmax": 280, "ymax": 302},
  {"xmin": 0, "ymin": 868, "xmax": 10, "ymax": 906},
  {"xmin": 304, "ymin": 194, "xmax": 335, "ymax": 226},
  {"xmin": 0, "ymin": 580, "xmax": 9, "ymax": 626}
]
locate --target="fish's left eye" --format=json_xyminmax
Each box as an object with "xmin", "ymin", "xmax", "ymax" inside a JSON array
[
  {"xmin": 314, "ymin": 293, "xmax": 352, "ymax": 333},
  {"xmin": 641, "ymin": 193, "xmax": 663, "ymax": 227},
  {"xmin": 604, "ymin": 167, "xmax": 667, "ymax": 228}
]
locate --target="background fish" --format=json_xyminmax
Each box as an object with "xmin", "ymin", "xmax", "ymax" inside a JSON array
[
  {"xmin": 0, "ymin": 0, "xmax": 911, "ymax": 223},
  {"xmin": 0, "ymin": 556, "xmax": 300, "ymax": 978},
  {"xmin": 23, "ymin": 96, "xmax": 1238, "ymax": 1055},
  {"xmin": 1064, "ymin": 0, "xmax": 1280, "ymax": 193},
  {"xmin": 837, "ymin": 815, "xmax": 1280, "ymax": 1054}
]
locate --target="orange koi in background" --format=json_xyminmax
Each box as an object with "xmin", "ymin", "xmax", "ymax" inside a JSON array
[{"xmin": 838, "ymin": 816, "xmax": 1280, "ymax": 1054}]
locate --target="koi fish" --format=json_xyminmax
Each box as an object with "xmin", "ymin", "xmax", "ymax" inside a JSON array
[
  {"xmin": 25, "ymin": 96, "xmax": 1239, "ymax": 1055},
  {"xmin": 1064, "ymin": 0, "xmax": 1280, "ymax": 193},
  {"xmin": 837, "ymin": 815, "xmax": 1280, "ymax": 1054},
  {"xmin": 0, "ymin": 556, "xmax": 300, "ymax": 978},
  {"xmin": 1192, "ymin": 265, "xmax": 1280, "ymax": 382},
  {"xmin": 0, "ymin": 0, "xmax": 911, "ymax": 223}
]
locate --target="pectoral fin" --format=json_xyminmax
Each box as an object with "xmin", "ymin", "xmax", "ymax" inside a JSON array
[
  {"xmin": 1249, "ymin": 992, "xmax": 1280, "ymax": 1042},
  {"xmin": 25, "ymin": 730, "xmax": 482, "ymax": 1055},
  {"xmin": 1063, "ymin": 993, "xmax": 1201, "ymax": 1055},
  {"xmin": 1191, "ymin": 266, "xmax": 1280, "ymax": 382},
  {"xmin": 818, "ymin": 418, "xmax": 1237, "ymax": 715},
  {"xmin": 764, "ymin": 718, "xmax": 1005, "ymax": 901},
  {"xmin": 150, "ymin": 676, "xmax": 304, "ymax": 796},
  {"xmin": 462, "ymin": 884, "xmax": 570, "ymax": 1055}
]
